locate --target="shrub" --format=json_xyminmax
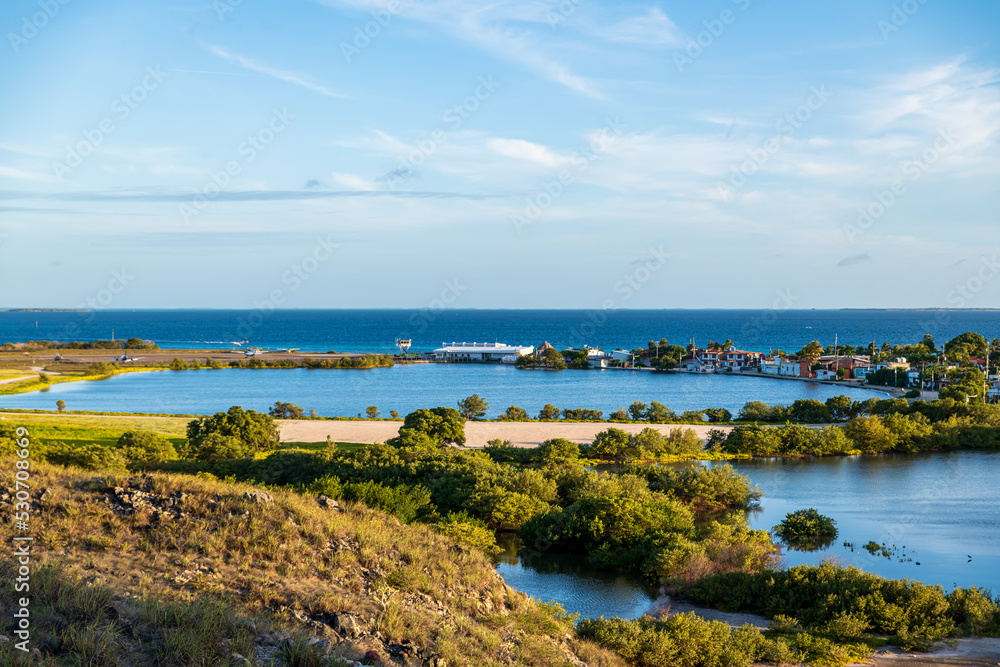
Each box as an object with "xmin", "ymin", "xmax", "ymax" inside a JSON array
[
  {"xmin": 637, "ymin": 464, "xmax": 761, "ymax": 509},
  {"xmin": 40, "ymin": 442, "xmax": 128, "ymax": 470},
  {"xmin": 343, "ymin": 480, "xmax": 434, "ymax": 523},
  {"xmin": 186, "ymin": 406, "xmax": 280, "ymax": 456},
  {"xmin": 537, "ymin": 403, "xmax": 560, "ymax": 420},
  {"xmin": 387, "ymin": 407, "xmax": 466, "ymax": 447},
  {"xmin": 269, "ymin": 401, "xmax": 305, "ymax": 419},
  {"xmin": 498, "ymin": 405, "xmax": 529, "ymax": 421},
  {"xmin": 576, "ymin": 614, "xmax": 765, "ymax": 667},
  {"xmin": 117, "ymin": 430, "xmax": 177, "ymax": 465},
  {"xmin": 536, "ymin": 438, "xmax": 580, "ymax": 464},
  {"xmin": 685, "ymin": 561, "xmax": 991, "ymax": 649},
  {"xmin": 773, "ymin": 508, "xmax": 837, "ymax": 540},
  {"xmin": 704, "ymin": 408, "xmax": 732, "ymax": 423},
  {"xmin": 186, "ymin": 433, "xmax": 254, "ymax": 463},
  {"xmin": 436, "ymin": 512, "xmax": 500, "ymax": 555},
  {"xmin": 647, "ymin": 401, "xmax": 676, "ymax": 423}
]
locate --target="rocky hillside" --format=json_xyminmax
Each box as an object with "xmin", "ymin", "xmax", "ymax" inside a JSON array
[{"xmin": 0, "ymin": 462, "xmax": 624, "ymax": 666}]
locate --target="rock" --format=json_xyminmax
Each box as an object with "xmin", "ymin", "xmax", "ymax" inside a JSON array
[
  {"xmin": 333, "ymin": 613, "xmax": 362, "ymax": 638},
  {"xmin": 0, "ymin": 634, "xmax": 10, "ymax": 643},
  {"xmin": 255, "ymin": 631, "xmax": 292, "ymax": 646},
  {"xmin": 335, "ymin": 637, "xmax": 385, "ymax": 662},
  {"xmin": 242, "ymin": 490, "xmax": 274, "ymax": 505},
  {"xmin": 307, "ymin": 637, "xmax": 334, "ymax": 655},
  {"xmin": 317, "ymin": 495, "xmax": 344, "ymax": 511},
  {"xmin": 231, "ymin": 653, "xmax": 252, "ymax": 666},
  {"xmin": 38, "ymin": 487, "xmax": 53, "ymax": 502}
]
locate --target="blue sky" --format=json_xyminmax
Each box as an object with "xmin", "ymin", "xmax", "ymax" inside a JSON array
[{"xmin": 0, "ymin": 0, "xmax": 998, "ymax": 309}]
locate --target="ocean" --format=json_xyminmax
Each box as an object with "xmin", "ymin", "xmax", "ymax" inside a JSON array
[{"xmin": 1, "ymin": 309, "xmax": 997, "ymax": 354}]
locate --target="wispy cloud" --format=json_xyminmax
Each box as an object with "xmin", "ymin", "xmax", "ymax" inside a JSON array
[
  {"xmin": 0, "ymin": 188, "xmax": 511, "ymax": 203},
  {"xmin": 486, "ymin": 138, "xmax": 568, "ymax": 168},
  {"xmin": 600, "ymin": 8, "xmax": 683, "ymax": 46},
  {"xmin": 316, "ymin": 0, "xmax": 604, "ymax": 98},
  {"xmin": 0, "ymin": 142, "xmax": 50, "ymax": 158},
  {"xmin": 0, "ymin": 166, "xmax": 58, "ymax": 183},
  {"xmin": 836, "ymin": 252, "xmax": 871, "ymax": 267},
  {"xmin": 204, "ymin": 44, "xmax": 346, "ymax": 98}
]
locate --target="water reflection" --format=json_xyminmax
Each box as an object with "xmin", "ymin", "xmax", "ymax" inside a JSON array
[{"xmin": 495, "ymin": 533, "xmax": 657, "ymax": 620}]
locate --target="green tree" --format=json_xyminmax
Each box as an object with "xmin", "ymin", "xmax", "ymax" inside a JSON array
[
  {"xmin": 498, "ymin": 405, "xmax": 529, "ymax": 421},
  {"xmin": 537, "ymin": 438, "xmax": 580, "ymax": 464},
  {"xmin": 825, "ymin": 395, "xmax": 854, "ymax": 421},
  {"xmin": 609, "ymin": 406, "xmax": 630, "ymax": 422},
  {"xmin": 646, "ymin": 401, "xmax": 676, "ymax": 423},
  {"xmin": 55, "ymin": 399, "xmax": 66, "ymax": 412},
  {"xmin": 704, "ymin": 408, "xmax": 732, "ymax": 424},
  {"xmin": 169, "ymin": 357, "xmax": 187, "ymax": 371},
  {"xmin": 945, "ymin": 332, "xmax": 987, "ymax": 359},
  {"xmin": 186, "ymin": 406, "xmax": 280, "ymax": 456},
  {"xmin": 366, "ymin": 405, "xmax": 380, "ymax": 419},
  {"xmin": 538, "ymin": 403, "xmax": 560, "ymax": 420},
  {"xmin": 789, "ymin": 399, "xmax": 832, "ymax": 423},
  {"xmin": 844, "ymin": 416, "xmax": 897, "ymax": 454},
  {"xmin": 587, "ymin": 428, "xmax": 640, "ymax": 461},
  {"xmin": 800, "ymin": 341, "xmax": 824, "ymax": 364},
  {"xmin": 738, "ymin": 401, "xmax": 772, "ymax": 422},
  {"xmin": 457, "ymin": 394, "xmax": 489, "ymax": 420},
  {"xmin": 628, "ymin": 401, "xmax": 649, "ymax": 421},
  {"xmin": 268, "ymin": 401, "xmax": 305, "ymax": 419},
  {"xmin": 117, "ymin": 430, "xmax": 177, "ymax": 465},
  {"xmin": 389, "ymin": 407, "xmax": 466, "ymax": 447},
  {"xmin": 187, "ymin": 432, "xmax": 253, "ymax": 463}
]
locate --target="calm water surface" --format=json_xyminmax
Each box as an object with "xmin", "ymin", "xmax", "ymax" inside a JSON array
[
  {"xmin": 0, "ymin": 365, "xmax": 886, "ymax": 417},
  {"xmin": 498, "ymin": 452, "xmax": 1000, "ymax": 619},
  {"xmin": 3, "ymin": 309, "xmax": 1000, "ymax": 354}
]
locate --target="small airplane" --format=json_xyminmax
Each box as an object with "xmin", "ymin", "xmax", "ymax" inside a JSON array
[
  {"xmin": 243, "ymin": 348, "xmax": 265, "ymax": 357},
  {"xmin": 114, "ymin": 355, "xmax": 144, "ymax": 363}
]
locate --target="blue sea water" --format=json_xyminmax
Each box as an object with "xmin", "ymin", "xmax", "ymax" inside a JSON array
[{"xmin": 1, "ymin": 309, "xmax": 998, "ymax": 354}]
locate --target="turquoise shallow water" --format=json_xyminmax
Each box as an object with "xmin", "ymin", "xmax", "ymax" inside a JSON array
[{"xmin": 0, "ymin": 364, "xmax": 887, "ymax": 417}]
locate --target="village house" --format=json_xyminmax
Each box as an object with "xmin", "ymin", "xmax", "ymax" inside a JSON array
[{"xmin": 682, "ymin": 346, "xmax": 764, "ymax": 373}]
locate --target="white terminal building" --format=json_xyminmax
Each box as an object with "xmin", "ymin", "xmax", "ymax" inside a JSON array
[{"xmin": 433, "ymin": 341, "xmax": 535, "ymax": 363}]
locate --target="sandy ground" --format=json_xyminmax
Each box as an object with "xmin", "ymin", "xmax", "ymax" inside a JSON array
[
  {"xmin": 0, "ymin": 375, "xmax": 35, "ymax": 385},
  {"xmin": 644, "ymin": 594, "xmax": 770, "ymax": 629},
  {"xmin": 279, "ymin": 419, "xmax": 738, "ymax": 447},
  {"xmin": 864, "ymin": 639, "xmax": 1000, "ymax": 666},
  {"xmin": 4, "ymin": 349, "xmax": 365, "ymax": 364}
]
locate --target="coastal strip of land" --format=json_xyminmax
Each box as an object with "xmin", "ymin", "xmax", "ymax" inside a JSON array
[{"xmin": 279, "ymin": 419, "xmax": 739, "ymax": 448}]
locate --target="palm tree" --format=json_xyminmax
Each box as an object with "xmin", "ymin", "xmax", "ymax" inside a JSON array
[{"xmin": 801, "ymin": 340, "xmax": 824, "ymax": 365}]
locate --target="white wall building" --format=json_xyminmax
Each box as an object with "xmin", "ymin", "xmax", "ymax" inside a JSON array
[{"xmin": 433, "ymin": 342, "xmax": 534, "ymax": 363}]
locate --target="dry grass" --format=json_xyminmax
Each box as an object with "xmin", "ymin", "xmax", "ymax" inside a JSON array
[{"xmin": 0, "ymin": 459, "xmax": 624, "ymax": 666}]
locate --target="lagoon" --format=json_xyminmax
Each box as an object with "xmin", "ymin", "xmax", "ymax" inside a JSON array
[
  {"xmin": 499, "ymin": 451, "xmax": 1000, "ymax": 619},
  {"xmin": 0, "ymin": 364, "xmax": 888, "ymax": 417}
]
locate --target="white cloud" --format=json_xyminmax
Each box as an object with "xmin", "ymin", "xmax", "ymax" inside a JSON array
[
  {"xmin": 600, "ymin": 7, "xmax": 683, "ymax": 46},
  {"xmin": 330, "ymin": 172, "xmax": 376, "ymax": 190},
  {"xmin": 316, "ymin": 0, "xmax": 603, "ymax": 97},
  {"xmin": 205, "ymin": 44, "xmax": 345, "ymax": 98},
  {"xmin": 0, "ymin": 166, "xmax": 58, "ymax": 183},
  {"xmin": 486, "ymin": 138, "xmax": 567, "ymax": 167}
]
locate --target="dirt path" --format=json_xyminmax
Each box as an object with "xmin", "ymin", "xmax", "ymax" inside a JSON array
[
  {"xmin": 0, "ymin": 375, "xmax": 35, "ymax": 385},
  {"xmin": 644, "ymin": 594, "xmax": 770, "ymax": 629},
  {"xmin": 863, "ymin": 638, "xmax": 1000, "ymax": 666},
  {"xmin": 278, "ymin": 420, "xmax": 738, "ymax": 447}
]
